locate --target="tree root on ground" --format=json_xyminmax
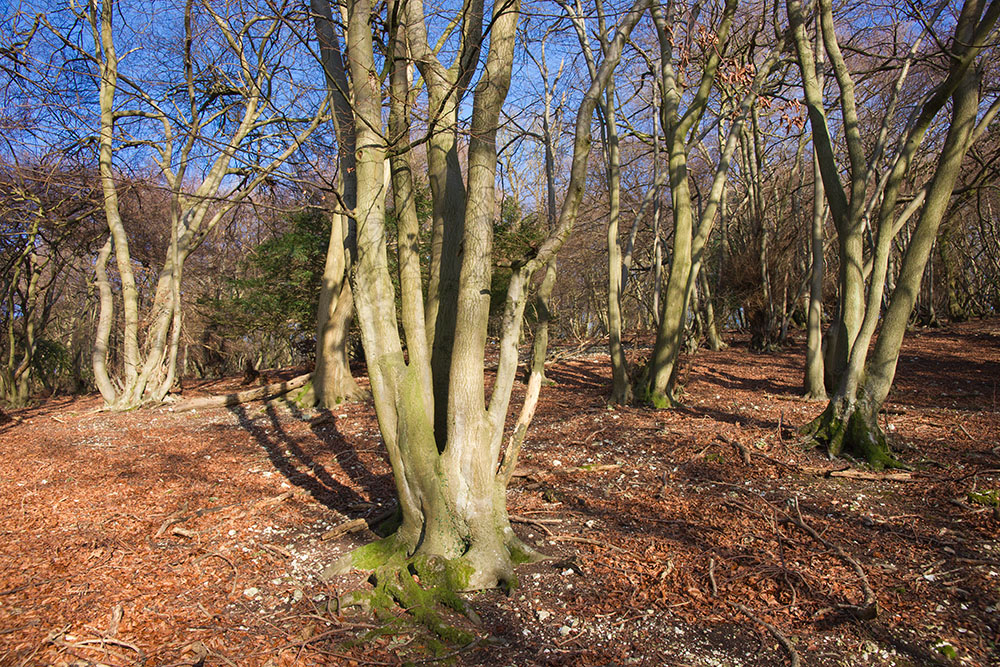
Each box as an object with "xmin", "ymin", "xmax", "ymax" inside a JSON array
[{"xmin": 322, "ymin": 533, "xmax": 539, "ymax": 650}]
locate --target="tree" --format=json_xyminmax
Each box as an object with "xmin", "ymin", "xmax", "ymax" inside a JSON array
[
  {"xmin": 9, "ymin": 0, "xmax": 328, "ymax": 408},
  {"xmin": 310, "ymin": 0, "xmax": 364, "ymax": 407},
  {"xmin": 0, "ymin": 157, "xmax": 103, "ymax": 405},
  {"xmin": 636, "ymin": 0, "xmax": 784, "ymax": 407},
  {"xmin": 789, "ymin": 0, "xmax": 1000, "ymax": 465},
  {"xmin": 307, "ymin": 0, "xmax": 649, "ymax": 608}
]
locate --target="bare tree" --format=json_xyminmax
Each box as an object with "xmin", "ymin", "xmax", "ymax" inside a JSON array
[
  {"xmin": 637, "ymin": 0, "xmax": 784, "ymax": 407},
  {"xmin": 789, "ymin": 0, "xmax": 1000, "ymax": 465},
  {"xmin": 309, "ymin": 0, "xmax": 648, "ymax": 604},
  {"xmin": 15, "ymin": 0, "xmax": 328, "ymax": 408}
]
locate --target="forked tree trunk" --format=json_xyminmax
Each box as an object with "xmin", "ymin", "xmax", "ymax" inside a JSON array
[
  {"xmin": 804, "ymin": 61, "xmax": 985, "ymax": 467},
  {"xmin": 314, "ymin": 213, "xmax": 362, "ymax": 407},
  {"xmin": 639, "ymin": 0, "xmax": 780, "ymax": 406},
  {"xmin": 325, "ymin": 0, "xmax": 647, "ymax": 598}
]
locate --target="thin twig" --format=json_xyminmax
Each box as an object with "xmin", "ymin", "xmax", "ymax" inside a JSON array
[
  {"xmin": 194, "ymin": 552, "xmax": 239, "ymax": 596},
  {"xmin": 788, "ymin": 496, "xmax": 877, "ymax": 619},
  {"xmin": 727, "ymin": 602, "xmax": 801, "ymax": 667}
]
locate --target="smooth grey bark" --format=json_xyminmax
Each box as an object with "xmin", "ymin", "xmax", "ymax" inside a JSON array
[
  {"xmin": 561, "ymin": 0, "xmax": 631, "ymax": 403},
  {"xmin": 801, "ymin": 0, "xmax": 1000, "ymax": 465},
  {"xmin": 331, "ymin": 0, "xmax": 650, "ymax": 592},
  {"xmin": 83, "ymin": 0, "xmax": 325, "ymax": 409},
  {"xmin": 640, "ymin": 0, "xmax": 781, "ymax": 406},
  {"xmin": 402, "ymin": 0, "xmax": 485, "ymax": 447},
  {"xmin": 312, "ymin": 0, "xmax": 363, "ymax": 407},
  {"xmin": 804, "ymin": 151, "xmax": 828, "ymax": 399},
  {"xmin": 314, "ymin": 216, "xmax": 362, "ymax": 406}
]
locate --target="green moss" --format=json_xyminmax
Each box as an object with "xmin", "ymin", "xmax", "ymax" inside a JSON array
[
  {"xmin": 646, "ymin": 389, "xmax": 673, "ymax": 409},
  {"xmin": 288, "ymin": 381, "xmax": 315, "ymax": 408},
  {"xmin": 804, "ymin": 402, "xmax": 906, "ymax": 470},
  {"xmin": 968, "ymin": 489, "xmax": 999, "ymax": 506},
  {"xmin": 933, "ymin": 641, "xmax": 958, "ymax": 659},
  {"xmin": 352, "ymin": 534, "xmax": 408, "ymax": 570}
]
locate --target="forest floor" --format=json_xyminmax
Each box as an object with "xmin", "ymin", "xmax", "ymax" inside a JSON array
[{"xmin": 1, "ymin": 319, "xmax": 999, "ymax": 667}]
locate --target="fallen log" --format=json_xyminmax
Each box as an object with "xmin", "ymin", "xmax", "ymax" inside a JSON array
[
  {"xmin": 827, "ymin": 468, "xmax": 914, "ymax": 482},
  {"xmin": 171, "ymin": 373, "xmax": 312, "ymax": 412}
]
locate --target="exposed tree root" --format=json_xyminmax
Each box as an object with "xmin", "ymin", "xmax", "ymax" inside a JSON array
[{"xmin": 323, "ymin": 531, "xmax": 543, "ymax": 647}]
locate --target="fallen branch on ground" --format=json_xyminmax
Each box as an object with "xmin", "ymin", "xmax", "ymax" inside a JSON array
[
  {"xmin": 784, "ymin": 496, "xmax": 878, "ymax": 620},
  {"xmin": 716, "ymin": 434, "xmax": 751, "ymax": 465},
  {"xmin": 707, "ymin": 480, "xmax": 878, "ymax": 620},
  {"xmin": 154, "ymin": 492, "xmax": 290, "ymax": 538},
  {"xmin": 171, "ymin": 373, "xmax": 312, "ymax": 412},
  {"xmin": 826, "ymin": 468, "xmax": 914, "ymax": 482},
  {"xmin": 727, "ymin": 602, "xmax": 800, "ymax": 667},
  {"xmin": 322, "ymin": 507, "xmax": 397, "ymax": 540}
]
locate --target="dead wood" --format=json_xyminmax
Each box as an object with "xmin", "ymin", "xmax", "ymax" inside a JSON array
[
  {"xmin": 565, "ymin": 463, "xmax": 622, "ymax": 473},
  {"xmin": 727, "ymin": 602, "xmax": 801, "ymax": 667},
  {"xmin": 826, "ymin": 468, "xmax": 914, "ymax": 482},
  {"xmin": 154, "ymin": 492, "xmax": 290, "ymax": 537},
  {"xmin": 193, "ymin": 552, "xmax": 238, "ymax": 595},
  {"xmin": 171, "ymin": 372, "xmax": 312, "ymax": 412},
  {"xmin": 551, "ymin": 535, "xmax": 626, "ymax": 552},
  {"xmin": 321, "ymin": 518, "xmax": 368, "ymax": 540},
  {"xmin": 509, "ymin": 515, "xmax": 562, "ymax": 524},
  {"xmin": 717, "ymin": 434, "xmax": 751, "ymax": 465},
  {"xmin": 709, "ymin": 480, "xmax": 878, "ymax": 621},
  {"xmin": 107, "ymin": 604, "xmax": 123, "ymax": 637},
  {"xmin": 321, "ymin": 507, "xmax": 396, "ymax": 540},
  {"xmin": 785, "ymin": 496, "xmax": 878, "ymax": 620}
]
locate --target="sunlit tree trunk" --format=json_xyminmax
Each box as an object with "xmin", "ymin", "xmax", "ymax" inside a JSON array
[
  {"xmin": 639, "ymin": 0, "xmax": 781, "ymax": 406},
  {"xmin": 326, "ymin": 0, "xmax": 648, "ymax": 595},
  {"xmin": 795, "ymin": 0, "xmax": 1000, "ymax": 465},
  {"xmin": 804, "ymin": 150, "xmax": 828, "ymax": 399},
  {"xmin": 312, "ymin": 0, "xmax": 363, "ymax": 407}
]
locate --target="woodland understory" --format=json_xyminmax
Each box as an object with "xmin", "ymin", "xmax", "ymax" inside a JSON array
[{"xmin": 1, "ymin": 319, "xmax": 998, "ymax": 666}]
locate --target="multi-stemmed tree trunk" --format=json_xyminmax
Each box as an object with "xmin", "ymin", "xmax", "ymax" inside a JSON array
[
  {"xmin": 317, "ymin": 0, "xmax": 648, "ymax": 598},
  {"xmin": 790, "ymin": 0, "xmax": 1000, "ymax": 465},
  {"xmin": 84, "ymin": 0, "xmax": 324, "ymax": 409},
  {"xmin": 311, "ymin": 0, "xmax": 362, "ymax": 407},
  {"xmin": 560, "ymin": 0, "xmax": 632, "ymax": 404},
  {"xmin": 638, "ymin": 0, "xmax": 783, "ymax": 407}
]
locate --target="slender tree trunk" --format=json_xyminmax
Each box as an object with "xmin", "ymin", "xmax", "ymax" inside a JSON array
[
  {"xmin": 312, "ymin": 0, "xmax": 363, "ymax": 409},
  {"xmin": 805, "ymin": 152, "xmax": 828, "ymax": 399},
  {"xmin": 92, "ymin": 236, "xmax": 117, "ymax": 404},
  {"xmin": 314, "ymin": 213, "xmax": 362, "ymax": 406},
  {"xmin": 603, "ymin": 83, "xmax": 632, "ymax": 404},
  {"xmin": 700, "ymin": 270, "xmax": 725, "ymax": 351}
]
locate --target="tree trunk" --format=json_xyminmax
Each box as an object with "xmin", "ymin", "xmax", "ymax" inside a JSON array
[
  {"xmin": 327, "ymin": 0, "xmax": 648, "ymax": 603},
  {"xmin": 602, "ymin": 83, "xmax": 632, "ymax": 404},
  {"xmin": 805, "ymin": 152, "xmax": 828, "ymax": 399},
  {"xmin": 314, "ymin": 213, "xmax": 362, "ymax": 407},
  {"xmin": 805, "ymin": 59, "xmax": 983, "ymax": 466}
]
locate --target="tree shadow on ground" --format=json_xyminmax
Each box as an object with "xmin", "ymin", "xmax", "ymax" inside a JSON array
[
  {"xmin": 534, "ymin": 471, "xmax": 965, "ymax": 667},
  {"xmin": 544, "ymin": 363, "xmax": 612, "ymax": 394},
  {"xmin": 675, "ymin": 403, "xmax": 790, "ymax": 433},
  {"xmin": 228, "ymin": 401, "xmax": 390, "ymax": 514},
  {"xmin": 692, "ymin": 367, "xmax": 799, "ymax": 397}
]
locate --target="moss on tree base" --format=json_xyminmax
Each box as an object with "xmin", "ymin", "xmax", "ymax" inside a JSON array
[
  {"xmin": 322, "ymin": 528, "xmax": 543, "ymax": 646},
  {"xmin": 802, "ymin": 401, "xmax": 907, "ymax": 470}
]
